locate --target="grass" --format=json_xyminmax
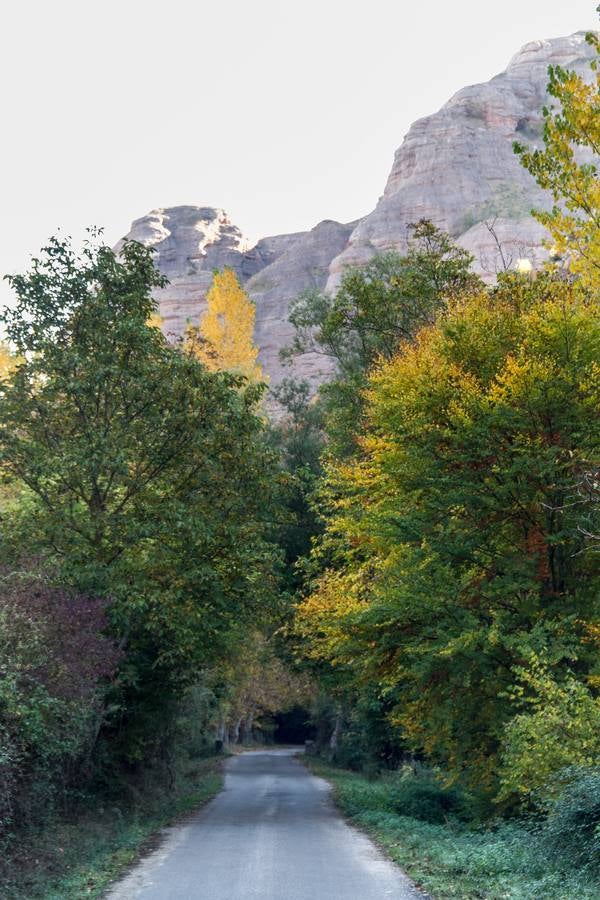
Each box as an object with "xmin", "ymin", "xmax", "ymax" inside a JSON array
[
  {"xmin": 0, "ymin": 755, "xmax": 224, "ymax": 900},
  {"xmin": 304, "ymin": 757, "xmax": 600, "ymax": 900}
]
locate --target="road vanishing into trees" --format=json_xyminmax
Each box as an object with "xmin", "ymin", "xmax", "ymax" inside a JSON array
[{"xmin": 106, "ymin": 749, "xmax": 424, "ymax": 900}]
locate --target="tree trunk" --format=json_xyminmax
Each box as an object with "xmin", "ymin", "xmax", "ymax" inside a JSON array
[
  {"xmin": 241, "ymin": 706, "xmax": 256, "ymax": 745},
  {"xmin": 231, "ymin": 716, "xmax": 243, "ymax": 745},
  {"xmin": 215, "ymin": 715, "xmax": 227, "ymax": 753},
  {"xmin": 329, "ymin": 708, "xmax": 343, "ymax": 760}
]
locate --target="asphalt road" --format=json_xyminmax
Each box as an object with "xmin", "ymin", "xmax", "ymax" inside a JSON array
[{"xmin": 106, "ymin": 748, "xmax": 423, "ymax": 900}]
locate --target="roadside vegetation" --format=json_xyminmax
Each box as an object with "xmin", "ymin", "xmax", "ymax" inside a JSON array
[
  {"xmin": 305, "ymin": 759, "xmax": 600, "ymax": 899},
  {"xmin": 2, "ymin": 757, "xmax": 222, "ymax": 900}
]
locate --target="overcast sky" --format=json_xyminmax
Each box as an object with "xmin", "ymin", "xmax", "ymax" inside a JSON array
[{"xmin": 0, "ymin": 0, "xmax": 597, "ymax": 307}]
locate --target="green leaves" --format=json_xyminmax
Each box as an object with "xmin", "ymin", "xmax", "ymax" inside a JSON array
[
  {"xmin": 0, "ymin": 233, "xmax": 282, "ymax": 765},
  {"xmin": 297, "ymin": 272, "xmax": 600, "ymax": 799},
  {"xmin": 285, "ymin": 220, "xmax": 482, "ymax": 458},
  {"xmin": 514, "ymin": 28, "xmax": 600, "ymax": 288}
]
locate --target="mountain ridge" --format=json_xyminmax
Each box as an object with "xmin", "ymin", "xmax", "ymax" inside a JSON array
[{"xmin": 117, "ymin": 31, "xmax": 597, "ymax": 392}]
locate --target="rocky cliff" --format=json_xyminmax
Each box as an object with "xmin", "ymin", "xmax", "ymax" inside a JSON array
[
  {"xmin": 327, "ymin": 32, "xmax": 595, "ymax": 290},
  {"xmin": 117, "ymin": 32, "xmax": 596, "ymax": 392}
]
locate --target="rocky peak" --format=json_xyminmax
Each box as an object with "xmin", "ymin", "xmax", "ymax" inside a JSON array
[
  {"xmin": 117, "ymin": 206, "xmax": 352, "ymax": 389},
  {"xmin": 120, "ymin": 206, "xmax": 252, "ymax": 279},
  {"xmin": 118, "ymin": 32, "xmax": 597, "ymax": 395},
  {"xmin": 327, "ymin": 31, "xmax": 596, "ymax": 289},
  {"xmin": 118, "ymin": 205, "xmax": 284, "ymax": 340}
]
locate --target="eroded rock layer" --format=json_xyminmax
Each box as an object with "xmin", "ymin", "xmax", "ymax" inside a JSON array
[{"xmin": 117, "ymin": 32, "xmax": 596, "ymax": 391}]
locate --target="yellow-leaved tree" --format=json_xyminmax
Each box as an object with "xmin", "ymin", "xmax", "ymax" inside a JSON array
[
  {"xmin": 515, "ymin": 26, "xmax": 600, "ymax": 287},
  {"xmin": 147, "ymin": 312, "xmax": 163, "ymax": 331},
  {"xmin": 186, "ymin": 268, "xmax": 263, "ymax": 382},
  {"xmin": 0, "ymin": 342, "xmax": 17, "ymax": 379}
]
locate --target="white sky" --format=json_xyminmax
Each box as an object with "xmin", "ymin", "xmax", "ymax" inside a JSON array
[{"xmin": 0, "ymin": 0, "xmax": 597, "ymax": 307}]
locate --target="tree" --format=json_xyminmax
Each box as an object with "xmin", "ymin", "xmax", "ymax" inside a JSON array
[
  {"xmin": 268, "ymin": 378, "xmax": 325, "ymax": 591},
  {"xmin": 0, "ymin": 234, "xmax": 280, "ymax": 762},
  {"xmin": 209, "ymin": 632, "xmax": 313, "ymax": 746},
  {"xmin": 515, "ymin": 25, "xmax": 600, "ymax": 287},
  {"xmin": 296, "ymin": 271, "xmax": 600, "ymax": 799},
  {"xmin": 284, "ymin": 221, "xmax": 481, "ymax": 456},
  {"xmin": 186, "ymin": 267, "xmax": 263, "ymax": 381},
  {"xmin": 498, "ymin": 656, "xmax": 600, "ymax": 800}
]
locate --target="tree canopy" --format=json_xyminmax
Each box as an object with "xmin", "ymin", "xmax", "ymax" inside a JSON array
[
  {"xmin": 296, "ymin": 272, "xmax": 600, "ymax": 797},
  {"xmin": 0, "ymin": 235, "xmax": 281, "ymax": 768}
]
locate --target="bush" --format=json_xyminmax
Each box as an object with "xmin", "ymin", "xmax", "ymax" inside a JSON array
[
  {"xmin": 0, "ymin": 573, "xmax": 120, "ymax": 833},
  {"xmin": 499, "ymin": 662, "xmax": 600, "ymax": 801},
  {"xmin": 388, "ymin": 772, "xmax": 467, "ymax": 823},
  {"xmin": 539, "ymin": 767, "xmax": 600, "ymax": 870},
  {"xmin": 307, "ymin": 759, "xmax": 600, "ymax": 899},
  {"xmin": 320, "ymin": 761, "xmax": 472, "ymax": 825}
]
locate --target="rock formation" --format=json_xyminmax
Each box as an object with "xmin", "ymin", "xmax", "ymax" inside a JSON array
[
  {"xmin": 117, "ymin": 32, "xmax": 596, "ymax": 392},
  {"xmin": 327, "ymin": 32, "xmax": 595, "ymax": 289},
  {"xmin": 246, "ymin": 219, "xmax": 356, "ymax": 388}
]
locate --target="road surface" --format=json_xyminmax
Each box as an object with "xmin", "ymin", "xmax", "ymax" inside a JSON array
[{"xmin": 107, "ymin": 748, "xmax": 423, "ymax": 899}]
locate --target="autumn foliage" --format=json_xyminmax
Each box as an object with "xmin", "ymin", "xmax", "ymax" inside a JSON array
[{"xmin": 186, "ymin": 267, "xmax": 263, "ymax": 382}]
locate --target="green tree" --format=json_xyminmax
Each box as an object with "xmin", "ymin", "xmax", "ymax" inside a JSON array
[
  {"xmin": 0, "ymin": 234, "xmax": 280, "ymax": 761},
  {"xmin": 499, "ymin": 656, "xmax": 600, "ymax": 800},
  {"xmin": 284, "ymin": 221, "xmax": 481, "ymax": 456},
  {"xmin": 268, "ymin": 378, "xmax": 324, "ymax": 591},
  {"xmin": 296, "ymin": 272, "xmax": 600, "ymax": 799}
]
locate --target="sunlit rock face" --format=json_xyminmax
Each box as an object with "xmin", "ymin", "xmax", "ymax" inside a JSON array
[
  {"xmin": 118, "ymin": 32, "xmax": 597, "ymax": 393},
  {"xmin": 326, "ymin": 32, "xmax": 596, "ymax": 288},
  {"xmin": 116, "ymin": 206, "xmax": 260, "ymax": 339},
  {"xmin": 117, "ymin": 206, "xmax": 352, "ymax": 391}
]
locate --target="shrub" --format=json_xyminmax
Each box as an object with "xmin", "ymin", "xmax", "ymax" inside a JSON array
[
  {"xmin": 391, "ymin": 778, "xmax": 464, "ymax": 823},
  {"xmin": 0, "ymin": 573, "xmax": 121, "ymax": 832},
  {"xmin": 324, "ymin": 762, "xmax": 472, "ymax": 825},
  {"xmin": 538, "ymin": 767, "xmax": 600, "ymax": 871},
  {"xmin": 388, "ymin": 769, "xmax": 469, "ymax": 823},
  {"xmin": 499, "ymin": 661, "xmax": 600, "ymax": 802}
]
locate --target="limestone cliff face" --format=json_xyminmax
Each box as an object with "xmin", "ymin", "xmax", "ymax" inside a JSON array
[
  {"xmin": 327, "ymin": 32, "xmax": 596, "ymax": 288},
  {"xmin": 246, "ymin": 219, "xmax": 356, "ymax": 388},
  {"xmin": 117, "ymin": 206, "xmax": 353, "ymax": 390},
  {"xmin": 118, "ymin": 32, "xmax": 596, "ymax": 391},
  {"xmin": 115, "ymin": 206, "xmax": 282, "ymax": 339}
]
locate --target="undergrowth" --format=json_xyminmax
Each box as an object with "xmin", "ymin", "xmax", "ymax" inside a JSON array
[
  {"xmin": 0, "ymin": 756, "xmax": 223, "ymax": 900},
  {"xmin": 305, "ymin": 758, "xmax": 600, "ymax": 899}
]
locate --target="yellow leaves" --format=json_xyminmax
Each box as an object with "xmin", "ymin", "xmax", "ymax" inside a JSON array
[
  {"xmin": 499, "ymin": 663, "xmax": 600, "ymax": 800},
  {"xmin": 0, "ymin": 342, "xmax": 20, "ymax": 380},
  {"xmin": 581, "ymin": 620, "xmax": 600, "ymax": 648},
  {"xmin": 295, "ymin": 569, "xmax": 366, "ymax": 663},
  {"xmin": 517, "ymin": 35, "xmax": 600, "ymax": 290},
  {"xmin": 489, "ymin": 352, "xmax": 554, "ymax": 407},
  {"xmin": 579, "ymin": 361, "xmax": 600, "ymax": 397},
  {"xmin": 185, "ymin": 268, "xmax": 263, "ymax": 383},
  {"xmin": 147, "ymin": 312, "xmax": 163, "ymax": 331}
]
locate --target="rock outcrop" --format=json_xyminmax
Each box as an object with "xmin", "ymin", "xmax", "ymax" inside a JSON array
[
  {"xmin": 117, "ymin": 32, "xmax": 596, "ymax": 392},
  {"xmin": 117, "ymin": 206, "xmax": 353, "ymax": 391},
  {"xmin": 246, "ymin": 219, "xmax": 356, "ymax": 388},
  {"xmin": 327, "ymin": 32, "xmax": 595, "ymax": 288},
  {"xmin": 115, "ymin": 206, "xmax": 294, "ymax": 339}
]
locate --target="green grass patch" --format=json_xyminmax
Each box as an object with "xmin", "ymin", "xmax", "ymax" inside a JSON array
[
  {"xmin": 1, "ymin": 756, "xmax": 223, "ymax": 900},
  {"xmin": 305, "ymin": 758, "xmax": 600, "ymax": 899}
]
